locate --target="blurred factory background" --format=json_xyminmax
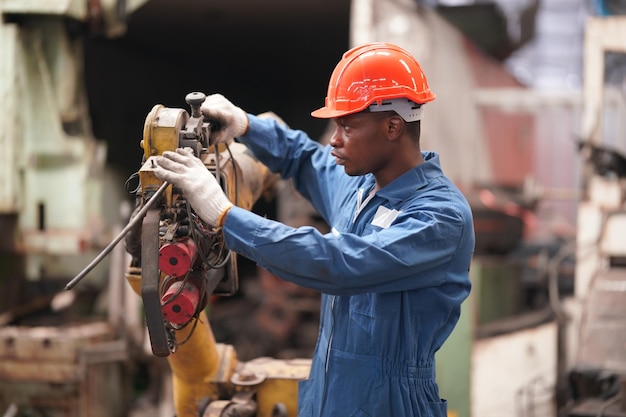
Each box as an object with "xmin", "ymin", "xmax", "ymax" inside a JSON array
[{"xmin": 1, "ymin": 0, "xmax": 626, "ymax": 416}]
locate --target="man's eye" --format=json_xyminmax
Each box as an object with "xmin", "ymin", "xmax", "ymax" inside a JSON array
[{"xmin": 337, "ymin": 119, "xmax": 351, "ymax": 131}]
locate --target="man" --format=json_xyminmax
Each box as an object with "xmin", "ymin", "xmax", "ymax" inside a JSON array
[{"xmin": 154, "ymin": 43, "xmax": 474, "ymax": 417}]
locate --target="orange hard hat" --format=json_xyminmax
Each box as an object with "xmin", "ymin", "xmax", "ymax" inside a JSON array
[{"xmin": 311, "ymin": 43, "xmax": 435, "ymax": 120}]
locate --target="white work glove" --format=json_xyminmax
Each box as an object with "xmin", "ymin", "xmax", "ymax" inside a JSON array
[
  {"xmin": 153, "ymin": 148, "xmax": 233, "ymax": 227},
  {"xmin": 201, "ymin": 94, "xmax": 249, "ymax": 144}
]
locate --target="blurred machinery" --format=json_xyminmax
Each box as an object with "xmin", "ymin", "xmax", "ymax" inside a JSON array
[
  {"xmin": 67, "ymin": 92, "xmax": 309, "ymax": 417},
  {"xmin": 351, "ymin": 2, "xmax": 624, "ymax": 417},
  {"xmin": 0, "ymin": 0, "xmax": 149, "ymax": 284},
  {"xmin": 0, "ymin": 1, "xmax": 150, "ymax": 416},
  {"xmin": 559, "ymin": 14, "xmax": 626, "ymax": 417}
]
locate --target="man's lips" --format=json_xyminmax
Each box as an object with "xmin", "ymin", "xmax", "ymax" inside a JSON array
[{"xmin": 331, "ymin": 151, "xmax": 345, "ymax": 164}]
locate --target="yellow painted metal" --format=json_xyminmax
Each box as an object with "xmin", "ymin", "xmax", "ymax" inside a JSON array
[
  {"xmin": 125, "ymin": 267, "xmax": 142, "ymax": 294},
  {"xmin": 257, "ymin": 378, "xmax": 300, "ymax": 417},
  {"xmin": 233, "ymin": 357, "xmax": 311, "ymax": 417},
  {"xmin": 129, "ymin": 271, "xmax": 224, "ymax": 414},
  {"xmin": 141, "ymin": 105, "xmax": 187, "ymax": 158},
  {"xmin": 138, "ymin": 156, "xmax": 173, "ymax": 204},
  {"xmin": 125, "ymin": 268, "xmax": 236, "ymax": 417},
  {"xmin": 138, "ymin": 104, "xmax": 189, "ymax": 209},
  {"xmin": 169, "ymin": 311, "xmax": 236, "ymax": 417}
]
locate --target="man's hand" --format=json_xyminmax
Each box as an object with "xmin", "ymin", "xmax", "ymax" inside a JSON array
[
  {"xmin": 154, "ymin": 148, "xmax": 233, "ymax": 227},
  {"xmin": 201, "ymin": 94, "xmax": 249, "ymax": 144}
]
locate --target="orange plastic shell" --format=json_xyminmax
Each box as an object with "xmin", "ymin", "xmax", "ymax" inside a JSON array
[{"xmin": 311, "ymin": 43, "xmax": 436, "ymax": 119}]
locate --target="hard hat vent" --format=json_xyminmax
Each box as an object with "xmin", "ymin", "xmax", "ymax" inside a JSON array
[{"xmin": 368, "ymin": 99, "xmax": 424, "ymax": 122}]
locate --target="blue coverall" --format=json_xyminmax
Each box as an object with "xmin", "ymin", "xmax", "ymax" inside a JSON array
[{"xmin": 222, "ymin": 115, "xmax": 475, "ymax": 417}]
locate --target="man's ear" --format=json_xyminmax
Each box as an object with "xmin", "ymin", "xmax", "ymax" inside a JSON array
[{"xmin": 386, "ymin": 115, "xmax": 404, "ymax": 140}]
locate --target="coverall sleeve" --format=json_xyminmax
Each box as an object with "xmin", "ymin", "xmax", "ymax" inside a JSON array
[
  {"xmin": 222, "ymin": 204, "xmax": 473, "ymax": 295},
  {"xmin": 236, "ymin": 114, "xmax": 339, "ymax": 223}
]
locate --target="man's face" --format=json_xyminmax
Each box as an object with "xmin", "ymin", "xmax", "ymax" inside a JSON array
[{"xmin": 330, "ymin": 112, "xmax": 395, "ymax": 176}]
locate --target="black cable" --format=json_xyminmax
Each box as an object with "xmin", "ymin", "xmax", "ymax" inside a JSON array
[{"xmin": 124, "ymin": 171, "xmax": 140, "ymax": 195}]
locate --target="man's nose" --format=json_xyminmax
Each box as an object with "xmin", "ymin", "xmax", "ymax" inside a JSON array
[{"xmin": 329, "ymin": 128, "xmax": 342, "ymax": 147}]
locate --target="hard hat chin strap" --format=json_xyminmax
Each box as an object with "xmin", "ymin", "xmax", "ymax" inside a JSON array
[{"xmin": 368, "ymin": 99, "xmax": 423, "ymax": 122}]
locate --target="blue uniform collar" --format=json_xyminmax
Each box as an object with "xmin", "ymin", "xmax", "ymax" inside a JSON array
[{"xmin": 372, "ymin": 151, "xmax": 443, "ymax": 205}]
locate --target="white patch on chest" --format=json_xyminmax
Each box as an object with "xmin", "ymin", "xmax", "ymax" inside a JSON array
[{"xmin": 371, "ymin": 205, "xmax": 401, "ymax": 229}]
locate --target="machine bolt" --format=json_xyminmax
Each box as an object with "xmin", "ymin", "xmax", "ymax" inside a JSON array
[
  {"xmin": 238, "ymin": 371, "xmax": 255, "ymax": 381},
  {"xmin": 230, "ymin": 369, "xmax": 266, "ymax": 386}
]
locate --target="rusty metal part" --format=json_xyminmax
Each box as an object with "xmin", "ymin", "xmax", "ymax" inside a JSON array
[
  {"xmin": 0, "ymin": 322, "xmax": 128, "ymax": 416},
  {"xmin": 230, "ymin": 357, "xmax": 311, "ymax": 417},
  {"xmin": 0, "ymin": 322, "xmax": 117, "ymax": 382},
  {"xmin": 142, "ymin": 208, "xmax": 169, "ymax": 357},
  {"xmin": 231, "ymin": 369, "xmax": 267, "ymax": 386},
  {"xmin": 202, "ymin": 400, "xmax": 231, "ymax": 417},
  {"xmin": 202, "ymin": 390, "xmax": 257, "ymax": 417}
]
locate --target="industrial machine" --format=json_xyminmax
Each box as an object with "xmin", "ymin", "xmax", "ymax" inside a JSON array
[
  {"xmin": 67, "ymin": 92, "xmax": 309, "ymax": 417},
  {"xmin": 0, "ymin": 2, "xmax": 150, "ymax": 416},
  {"xmin": 558, "ymin": 14, "xmax": 626, "ymax": 417}
]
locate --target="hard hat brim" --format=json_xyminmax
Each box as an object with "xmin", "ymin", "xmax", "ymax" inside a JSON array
[{"xmin": 311, "ymin": 106, "xmax": 364, "ymax": 119}]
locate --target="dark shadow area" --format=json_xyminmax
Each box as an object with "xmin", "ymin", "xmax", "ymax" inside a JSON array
[{"xmin": 84, "ymin": 0, "xmax": 351, "ymax": 180}]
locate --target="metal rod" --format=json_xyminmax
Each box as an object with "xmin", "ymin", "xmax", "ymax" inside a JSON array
[{"xmin": 65, "ymin": 181, "xmax": 169, "ymax": 291}]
